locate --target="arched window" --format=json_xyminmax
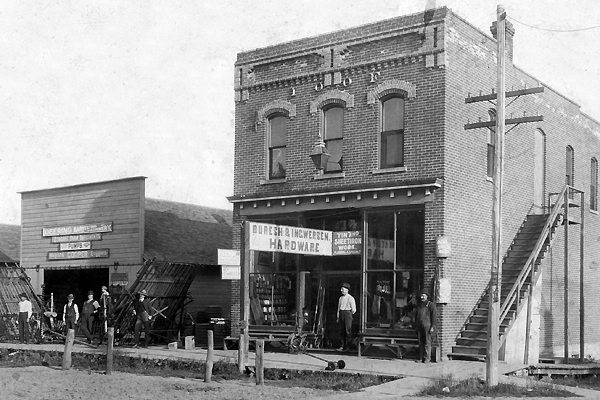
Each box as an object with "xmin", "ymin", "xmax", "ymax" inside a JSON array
[
  {"xmin": 267, "ymin": 114, "xmax": 287, "ymax": 179},
  {"xmin": 380, "ymin": 95, "xmax": 405, "ymax": 169},
  {"xmin": 566, "ymin": 146, "xmax": 574, "ymax": 199},
  {"xmin": 591, "ymin": 157, "xmax": 598, "ymax": 211},
  {"xmin": 323, "ymin": 104, "xmax": 344, "ymax": 173},
  {"xmin": 487, "ymin": 110, "xmax": 497, "ymax": 178}
]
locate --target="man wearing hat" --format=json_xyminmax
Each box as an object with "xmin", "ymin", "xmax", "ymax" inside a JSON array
[
  {"xmin": 415, "ymin": 292, "xmax": 437, "ymax": 363},
  {"xmin": 132, "ymin": 289, "xmax": 152, "ymax": 348},
  {"xmin": 18, "ymin": 293, "xmax": 32, "ymax": 344},
  {"xmin": 97, "ymin": 286, "xmax": 111, "ymax": 346},
  {"xmin": 62, "ymin": 294, "xmax": 79, "ymax": 333},
  {"xmin": 336, "ymin": 282, "xmax": 356, "ymax": 352},
  {"xmin": 80, "ymin": 291, "xmax": 100, "ymax": 344}
]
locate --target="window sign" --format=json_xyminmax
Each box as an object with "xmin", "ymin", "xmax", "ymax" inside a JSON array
[{"xmin": 332, "ymin": 231, "xmax": 362, "ymax": 255}]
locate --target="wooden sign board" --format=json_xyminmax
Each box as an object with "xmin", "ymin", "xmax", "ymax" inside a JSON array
[
  {"xmin": 47, "ymin": 249, "xmax": 110, "ymax": 260},
  {"xmin": 43, "ymin": 222, "xmax": 113, "ymax": 237},
  {"xmin": 221, "ymin": 265, "xmax": 241, "ymax": 280},
  {"xmin": 51, "ymin": 233, "xmax": 102, "ymax": 243},
  {"xmin": 59, "ymin": 241, "xmax": 92, "ymax": 251},
  {"xmin": 218, "ymin": 249, "xmax": 241, "ymax": 266}
]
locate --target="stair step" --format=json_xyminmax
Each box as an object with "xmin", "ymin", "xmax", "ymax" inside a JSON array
[
  {"xmin": 451, "ymin": 345, "xmax": 487, "ymax": 356},
  {"xmin": 465, "ymin": 324, "xmax": 508, "ymax": 333},
  {"xmin": 448, "ymin": 352, "xmax": 487, "ymax": 361}
]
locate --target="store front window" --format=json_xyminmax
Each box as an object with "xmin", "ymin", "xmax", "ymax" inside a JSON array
[{"xmin": 365, "ymin": 208, "xmax": 424, "ymax": 330}]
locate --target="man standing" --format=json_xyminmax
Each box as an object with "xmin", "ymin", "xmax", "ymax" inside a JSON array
[
  {"xmin": 133, "ymin": 289, "xmax": 152, "ymax": 348},
  {"xmin": 80, "ymin": 291, "xmax": 99, "ymax": 344},
  {"xmin": 62, "ymin": 294, "xmax": 79, "ymax": 333},
  {"xmin": 415, "ymin": 292, "xmax": 437, "ymax": 363},
  {"xmin": 336, "ymin": 282, "xmax": 356, "ymax": 352},
  {"xmin": 97, "ymin": 286, "xmax": 110, "ymax": 345},
  {"xmin": 18, "ymin": 293, "xmax": 32, "ymax": 344}
]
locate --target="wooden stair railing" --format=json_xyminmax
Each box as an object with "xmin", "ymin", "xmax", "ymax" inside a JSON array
[{"xmin": 498, "ymin": 184, "xmax": 568, "ymax": 332}]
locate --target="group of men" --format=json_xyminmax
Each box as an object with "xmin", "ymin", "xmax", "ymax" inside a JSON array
[
  {"xmin": 337, "ymin": 283, "xmax": 437, "ymax": 363},
  {"xmin": 17, "ymin": 286, "xmax": 153, "ymax": 348}
]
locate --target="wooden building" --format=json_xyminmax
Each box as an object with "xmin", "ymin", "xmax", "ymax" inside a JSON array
[{"xmin": 19, "ymin": 176, "xmax": 233, "ymax": 322}]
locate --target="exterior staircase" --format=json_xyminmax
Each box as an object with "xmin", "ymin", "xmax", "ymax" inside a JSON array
[{"xmin": 449, "ymin": 185, "xmax": 577, "ymax": 361}]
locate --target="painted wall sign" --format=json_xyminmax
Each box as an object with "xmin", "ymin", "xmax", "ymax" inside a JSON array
[
  {"xmin": 248, "ymin": 222, "xmax": 332, "ymax": 256},
  {"xmin": 332, "ymin": 231, "xmax": 362, "ymax": 255},
  {"xmin": 51, "ymin": 233, "xmax": 102, "ymax": 243},
  {"xmin": 59, "ymin": 241, "xmax": 91, "ymax": 251},
  {"xmin": 367, "ymin": 238, "xmax": 395, "ymax": 262},
  {"xmin": 218, "ymin": 249, "xmax": 241, "ymax": 266},
  {"xmin": 47, "ymin": 249, "xmax": 110, "ymax": 260},
  {"xmin": 43, "ymin": 222, "xmax": 113, "ymax": 237},
  {"xmin": 222, "ymin": 265, "xmax": 241, "ymax": 280}
]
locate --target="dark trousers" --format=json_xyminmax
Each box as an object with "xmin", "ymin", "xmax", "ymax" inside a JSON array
[
  {"xmin": 338, "ymin": 310, "xmax": 353, "ymax": 349},
  {"xmin": 134, "ymin": 312, "xmax": 150, "ymax": 347},
  {"xmin": 80, "ymin": 313, "xmax": 95, "ymax": 342},
  {"xmin": 65, "ymin": 316, "xmax": 77, "ymax": 332},
  {"xmin": 416, "ymin": 324, "xmax": 432, "ymax": 362},
  {"xmin": 18, "ymin": 312, "xmax": 29, "ymax": 343}
]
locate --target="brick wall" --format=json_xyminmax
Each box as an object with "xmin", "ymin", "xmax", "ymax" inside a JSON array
[{"xmin": 231, "ymin": 6, "xmax": 600, "ymax": 359}]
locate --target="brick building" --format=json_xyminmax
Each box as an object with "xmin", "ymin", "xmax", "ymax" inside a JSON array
[{"xmin": 228, "ymin": 7, "xmax": 600, "ymax": 362}]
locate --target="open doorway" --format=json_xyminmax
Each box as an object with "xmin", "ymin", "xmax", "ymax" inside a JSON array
[{"xmin": 43, "ymin": 268, "xmax": 109, "ymax": 319}]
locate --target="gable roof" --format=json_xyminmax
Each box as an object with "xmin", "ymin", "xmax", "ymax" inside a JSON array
[
  {"xmin": 0, "ymin": 224, "xmax": 20, "ymax": 262},
  {"xmin": 144, "ymin": 198, "xmax": 233, "ymax": 264}
]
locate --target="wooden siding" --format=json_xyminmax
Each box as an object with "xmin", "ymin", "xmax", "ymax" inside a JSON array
[
  {"xmin": 187, "ymin": 266, "xmax": 232, "ymax": 322},
  {"xmin": 20, "ymin": 177, "xmax": 146, "ymax": 268}
]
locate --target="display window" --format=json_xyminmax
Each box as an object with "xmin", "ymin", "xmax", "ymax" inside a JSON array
[{"xmin": 365, "ymin": 208, "xmax": 424, "ymax": 331}]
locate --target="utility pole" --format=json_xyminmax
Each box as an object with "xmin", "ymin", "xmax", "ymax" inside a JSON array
[
  {"xmin": 463, "ymin": 5, "xmax": 543, "ymax": 388},
  {"xmin": 487, "ymin": 4, "xmax": 506, "ymax": 387}
]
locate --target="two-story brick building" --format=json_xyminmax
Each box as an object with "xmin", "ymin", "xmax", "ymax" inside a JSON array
[{"xmin": 228, "ymin": 7, "xmax": 600, "ymax": 362}]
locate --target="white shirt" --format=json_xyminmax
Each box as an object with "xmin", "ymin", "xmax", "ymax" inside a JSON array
[
  {"xmin": 337, "ymin": 293, "xmax": 356, "ymax": 314},
  {"xmin": 19, "ymin": 299, "xmax": 32, "ymax": 319}
]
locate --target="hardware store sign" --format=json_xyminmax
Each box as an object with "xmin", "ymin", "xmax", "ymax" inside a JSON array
[{"xmin": 248, "ymin": 222, "xmax": 332, "ymax": 256}]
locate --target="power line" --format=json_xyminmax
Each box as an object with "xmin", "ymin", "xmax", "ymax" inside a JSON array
[{"xmin": 508, "ymin": 15, "xmax": 600, "ymax": 32}]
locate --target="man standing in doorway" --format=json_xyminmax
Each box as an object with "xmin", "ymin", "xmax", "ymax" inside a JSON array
[
  {"xmin": 336, "ymin": 282, "xmax": 356, "ymax": 352},
  {"xmin": 80, "ymin": 291, "xmax": 100, "ymax": 345},
  {"xmin": 63, "ymin": 294, "xmax": 79, "ymax": 333},
  {"xmin": 97, "ymin": 286, "xmax": 110, "ymax": 346},
  {"xmin": 18, "ymin": 293, "xmax": 32, "ymax": 344},
  {"xmin": 415, "ymin": 292, "xmax": 437, "ymax": 363}
]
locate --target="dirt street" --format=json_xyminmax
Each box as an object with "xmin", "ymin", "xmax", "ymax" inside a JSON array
[{"xmin": 0, "ymin": 366, "xmax": 338, "ymax": 400}]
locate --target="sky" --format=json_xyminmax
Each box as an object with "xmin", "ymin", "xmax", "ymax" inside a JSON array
[{"xmin": 1, "ymin": 0, "xmax": 599, "ymax": 225}]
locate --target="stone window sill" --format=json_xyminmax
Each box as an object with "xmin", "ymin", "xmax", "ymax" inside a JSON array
[
  {"xmin": 313, "ymin": 172, "xmax": 345, "ymax": 180},
  {"xmin": 260, "ymin": 178, "xmax": 287, "ymax": 185},
  {"xmin": 372, "ymin": 166, "xmax": 407, "ymax": 175}
]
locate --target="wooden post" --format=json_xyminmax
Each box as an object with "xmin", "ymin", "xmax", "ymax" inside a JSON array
[
  {"xmin": 564, "ymin": 187, "xmax": 569, "ymax": 363},
  {"xmin": 62, "ymin": 329, "xmax": 75, "ymax": 370},
  {"xmin": 580, "ymin": 190, "xmax": 585, "ymax": 363},
  {"xmin": 255, "ymin": 339, "xmax": 264, "ymax": 385},
  {"xmin": 487, "ymin": 4, "xmax": 506, "ymax": 387},
  {"xmin": 205, "ymin": 330, "xmax": 214, "ymax": 383},
  {"xmin": 106, "ymin": 327, "xmax": 114, "ymax": 375},
  {"xmin": 244, "ymin": 331, "xmax": 250, "ymax": 365},
  {"xmin": 238, "ymin": 332, "xmax": 245, "ymax": 373}
]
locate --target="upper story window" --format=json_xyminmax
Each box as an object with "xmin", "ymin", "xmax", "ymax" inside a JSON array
[
  {"xmin": 487, "ymin": 110, "xmax": 497, "ymax": 178},
  {"xmin": 255, "ymin": 99, "xmax": 295, "ymax": 183},
  {"xmin": 591, "ymin": 157, "xmax": 598, "ymax": 211},
  {"xmin": 323, "ymin": 104, "xmax": 344, "ymax": 173},
  {"xmin": 268, "ymin": 114, "xmax": 287, "ymax": 179},
  {"xmin": 380, "ymin": 95, "xmax": 405, "ymax": 169},
  {"xmin": 566, "ymin": 145, "xmax": 574, "ymax": 199}
]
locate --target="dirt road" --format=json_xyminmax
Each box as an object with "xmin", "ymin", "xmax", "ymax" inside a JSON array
[{"xmin": 0, "ymin": 365, "xmax": 338, "ymax": 400}]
